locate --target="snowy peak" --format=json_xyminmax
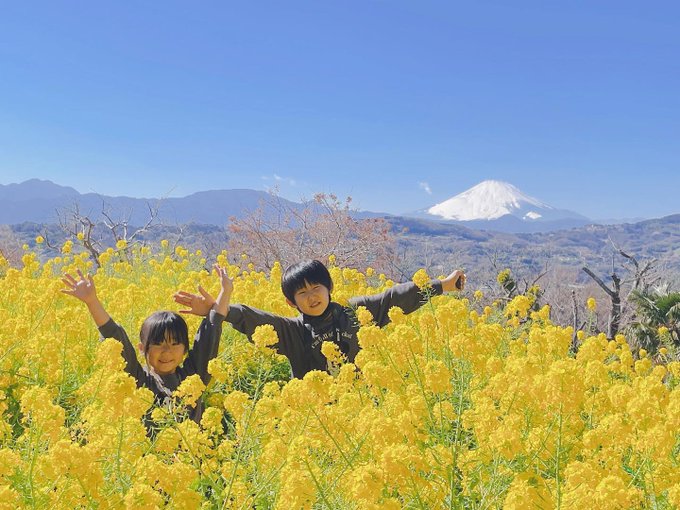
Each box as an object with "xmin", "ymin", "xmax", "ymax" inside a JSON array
[
  {"xmin": 412, "ymin": 180, "xmax": 590, "ymax": 233},
  {"xmin": 427, "ymin": 180, "xmax": 551, "ymax": 221}
]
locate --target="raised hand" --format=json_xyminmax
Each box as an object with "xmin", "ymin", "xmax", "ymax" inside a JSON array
[
  {"xmin": 61, "ymin": 269, "xmax": 110, "ymax": 326},
  {"xmin": 61, "ymin": 269, "xmax": 97, "ymax": 304},
  {"xmin": 213, "ymin": 264, "xmax": 233, "ymax": 317},
  {"xmin": 173, "ymin": 286, "xmax": 216, "ymax": 316},
  {"xmin": 173, "ymin": 264, "xmax": 232, "ymax": 316},
  {"xmin": 441, "ymin": 270, "xmax": 466, "ymax": 292},
  {"xmin": 213, "ymin": 264, "xmax": 233, "ymax": 296}
]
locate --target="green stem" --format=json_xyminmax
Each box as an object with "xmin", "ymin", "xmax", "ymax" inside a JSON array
[
  {"xmin": 310, "ymin": 408, "xmax": 353, "ymax": 468},
  {"xmin": 115, "ymin": 416, "xmax": 126, "ymax": 493},
  {"xmin": 407, "ymin": 469, "xmax": 428, "ymax": 510},
  {"xmin": 303, "ymin": 456, "xmax": 335, "ymax": 509},
  {"xmin": 222, "ymin": 368, "xmax": 268, "ymax": 510}
]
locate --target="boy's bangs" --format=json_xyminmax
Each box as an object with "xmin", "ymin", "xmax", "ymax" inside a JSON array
[{"xmin": 281, "ymin": 259, "xmax": 333, "ymax": 302}]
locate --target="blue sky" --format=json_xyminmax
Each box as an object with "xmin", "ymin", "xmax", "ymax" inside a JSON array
[{"xmin": 1, "ymin": 1, "xmax": 678, "ymax": 220}]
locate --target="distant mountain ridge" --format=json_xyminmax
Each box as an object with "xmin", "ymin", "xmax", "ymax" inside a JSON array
[
  {"xmin": 0, "ymin": 178, "xmax": 651, "ymax": 235},
  {"xmin": 2, "ymin": 180, "xmax": 679, "ymax": 279},
  {"xmin": 0, "ymin": 179, "xmax": 305, "ymax": 226}
]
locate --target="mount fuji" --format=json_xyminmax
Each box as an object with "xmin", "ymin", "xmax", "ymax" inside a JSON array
[{"xmin": 408, "ymin": 180, "xmax": 591, "ymax": 233}]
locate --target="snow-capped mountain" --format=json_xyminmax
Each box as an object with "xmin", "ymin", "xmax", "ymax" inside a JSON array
[{"xmin": 410, "ymin": 180, "xmax": 590, "ymax": 233}]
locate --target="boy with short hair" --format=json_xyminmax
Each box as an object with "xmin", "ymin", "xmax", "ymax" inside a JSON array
[{"xmin": 174, "ymin": 260, "xmax": 465, "ymax": 379}]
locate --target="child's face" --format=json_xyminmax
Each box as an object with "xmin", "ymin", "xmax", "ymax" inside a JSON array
[
  {"xmin": 288, "ymin": 281, "xmax": 330, "ymax": 316},
  {"xmin": 140, "ymin": 335, "xmax": 186, "ymax": 376}
]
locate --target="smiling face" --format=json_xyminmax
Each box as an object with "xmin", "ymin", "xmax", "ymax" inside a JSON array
[
  {"xmin": 140, "ymin": 334, "xmax": 186, "ymax": 375},
  {"xmin": 138, "ymin": 311, "xmax": 190, "ymax": 376},
  {"xmin": 287, "ymin": 280, "xmax": 331, "ymax": 316}
]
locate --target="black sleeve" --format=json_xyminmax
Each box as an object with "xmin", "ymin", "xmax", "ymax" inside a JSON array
[
  {"xmin": 349, "ymin": 280, "xmax": 443, "ymax": 327},
  {"xmin": 183, "ymin": 309, "xmax": 225, "ymax": 385},
  {"xmin": 226, "ymin": 304, "xmax": 295, "ymax": 337},
  {"xmin": 98, "ymin": 318, "xmax": 146, "ymax": 386},
  {"xmin": 225, "ymin": 304, "xmax": 300, "ymax": 358}
]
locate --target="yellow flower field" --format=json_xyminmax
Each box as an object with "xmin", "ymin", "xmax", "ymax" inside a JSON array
[{"xmin": 0, "ymin": 243, "xmax": 679, "ymax": 509}]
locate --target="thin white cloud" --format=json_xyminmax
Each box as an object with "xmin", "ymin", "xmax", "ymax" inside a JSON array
[
  {"xmin": 261, "ymin": 174, "xmax": 298, "ymax": 187},
  {"xmin": 419, "ymin": 181, "xmax": 432, "ymax": 194}
]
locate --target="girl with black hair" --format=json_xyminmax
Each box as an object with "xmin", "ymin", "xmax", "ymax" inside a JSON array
[{"xmin": 62, "ymin": 265, "xmax": 232, "ymax": 423}]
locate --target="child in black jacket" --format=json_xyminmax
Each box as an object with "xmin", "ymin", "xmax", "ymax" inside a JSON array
[{"xmin": 173, "ymin": 260, "xmax": 464, "ymax": 379}]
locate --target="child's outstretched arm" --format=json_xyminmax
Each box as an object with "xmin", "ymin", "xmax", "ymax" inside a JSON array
[
  {"xmin": 61, "ymin": 269, "xmax": 111, "ymax": 327},
  {"xmin": 62, "ymin": 269, "xmax": 147, "ymax": 384},
  {"xmin": 350, "ymin": 268, "xmax": 467, "ymax": 327}
]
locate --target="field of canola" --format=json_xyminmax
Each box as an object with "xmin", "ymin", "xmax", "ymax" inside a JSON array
[{"xmin": 0, "ymin": 241, "xmax": 679, "ymax": 509}]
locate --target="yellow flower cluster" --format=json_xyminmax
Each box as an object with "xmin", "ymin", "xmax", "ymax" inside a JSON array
[
  {"xmin": 0, "ymin": 240, "xmax": 678, "ymax": 508},
  {"xmin": 411, "ymin": 268, "xmax": 431, "ymax": 289},
  {"xmin": 173, "ymin": 374, "xmax": 206, "ymax": 407}
]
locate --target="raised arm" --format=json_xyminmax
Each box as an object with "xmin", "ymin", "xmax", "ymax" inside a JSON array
[
  {"xmin": 173, "ymin": 270, "xmax": 295, "ymax": 339},
  {"xmin": 183, "ymin": 265, "xmax": 233, "ymax": 383},
  {"xmin": 62, "ymin": 269, "xmax": 145, "ymax": 383},
  {"xmin": 173, "ymin": 265, "xmax": 233, "ymax": 318},
  {"xmin": 61, "ymin": 269, "xmax": 111, "ymax": 327}
]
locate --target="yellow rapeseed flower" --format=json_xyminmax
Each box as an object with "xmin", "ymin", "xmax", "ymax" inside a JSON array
[
  {"xmin": 321, "ymin": 341, "xmax": 345, "ymax": 365},
  {"xmin": 355, "ymin": 306, "xmax": 374, "ymax": 326},
  {"xmin": 412, "ymin": 268, "xmax": 430, "ymax": 289},
  {"xmin": 3, "ymin": 239, "xmax": 680, "ymax": 507},
  {"xmin": 497, "ymin": 268, "xmax": 511, "ymax": 284},
  {"xmin": 252, "ymin": 324, "xmax": 278, "ymax": 349},
  {"xmin": 173, "ymin": 374, "xmax": 206, "ymax": 407}
]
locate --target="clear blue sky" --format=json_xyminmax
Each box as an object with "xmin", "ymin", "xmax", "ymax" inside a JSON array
[{"xmin": 1, "ymin": 1, "xmax": 678, "ymax": 220}]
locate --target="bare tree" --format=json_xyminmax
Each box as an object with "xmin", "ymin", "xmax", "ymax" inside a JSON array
[
  {"xmin": 101, "ymin": 201, "xmax": 159, "ymax": 244},
  {"xmin": 57, "ymin": 198, "xmax": 162, "ymax": 266},
  {"xmin": 228, "ymin": 192, "xmax": 396, "ymax": 273},
  {"xmin": 0, "ymin": 226, "xmax": 23, "ymax": 269},
  {"xmin": 582, "ymin": 265, "xmax": 622, "ymax": 338},
  {"xmin": 610, "ymin": 239, "xmax": 659, "ymax": 296},
  {"xmin": 581, "ymin": 240, "xmax": 660, "ymax": 339}
]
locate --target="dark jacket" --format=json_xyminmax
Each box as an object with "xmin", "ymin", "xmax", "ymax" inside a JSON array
[
  {"xmin": 225, "ymin": 281, "xmax": 443, "ymax": 378},
  {"xmin": 98, "ymin": 309, "xmax": 224, "ymax": 423}
]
